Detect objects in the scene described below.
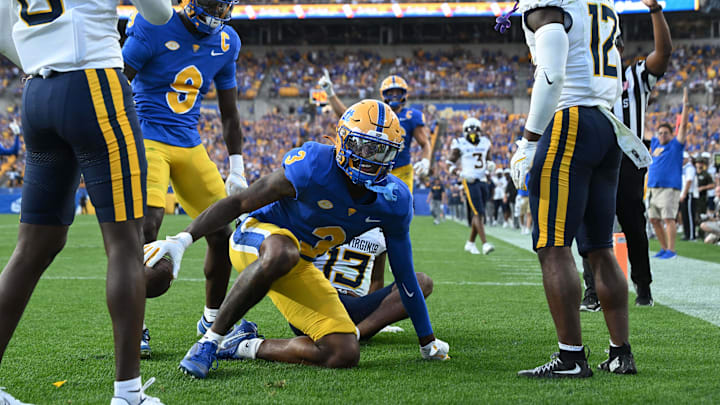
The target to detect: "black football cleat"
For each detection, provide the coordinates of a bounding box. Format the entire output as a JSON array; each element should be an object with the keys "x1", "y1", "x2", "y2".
[
  {"x1": 598, "y1": 346, "x2": 637, "y2": 375},
  {"x1": 518, "y1": 351, "x2": 593, "y2": 378}
]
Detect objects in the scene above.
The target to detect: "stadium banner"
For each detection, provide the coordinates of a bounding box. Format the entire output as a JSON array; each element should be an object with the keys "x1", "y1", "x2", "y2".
[
  {"x1": 117, "y1": 0, "x2": 697, "y2": 20},
  {"x1": 0, "y1": 188, "x2": 21, "y2": 214}
]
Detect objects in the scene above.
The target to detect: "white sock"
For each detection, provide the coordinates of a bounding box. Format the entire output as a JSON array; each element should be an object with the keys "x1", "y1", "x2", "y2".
[
  {"x1": 114, "y1": 377, "x2": 141, "y2": 404},
  {"x1": 236, "y1": 337, "x2": 264, "y2": 360},
  {"x1": 609, "y1": 339, "x2": 622, "y2": 348},
  {"x1": 142, "y1": 322, "x2": 146, "y2": 330},
  {"x1": 558, "y1": 342, "x2": 583, "y2": 352},
  {"x1": 203, "y1": 307, "x2": 219, "y2": 323},
  {"x1": 200, "y1": 330, "x2": 224, "y2": 346}
]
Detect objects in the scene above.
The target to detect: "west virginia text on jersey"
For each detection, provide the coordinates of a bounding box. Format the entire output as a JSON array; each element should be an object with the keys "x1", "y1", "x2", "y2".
[{"x1": 123, "y1": 11, "x2": 240, "y2": 147}]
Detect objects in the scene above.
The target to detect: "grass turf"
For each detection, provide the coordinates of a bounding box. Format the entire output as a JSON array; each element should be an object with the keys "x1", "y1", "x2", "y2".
[{"x1": 0, "y1": 215, "x2": 719, "y2": 403}]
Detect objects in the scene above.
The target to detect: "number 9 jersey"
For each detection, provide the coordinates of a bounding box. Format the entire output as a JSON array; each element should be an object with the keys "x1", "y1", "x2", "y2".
[
  {"x1": 122, "y1": 11, "x2": 240, "y2": 147},
  {"x1": 520, "y1": 0, "x2": 622, "y2": 111}
]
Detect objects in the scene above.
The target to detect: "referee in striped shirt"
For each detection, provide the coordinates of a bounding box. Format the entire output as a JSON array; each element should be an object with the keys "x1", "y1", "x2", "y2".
[{"x1": 580, "y1": 0, "x2": 672, "y2": 310}]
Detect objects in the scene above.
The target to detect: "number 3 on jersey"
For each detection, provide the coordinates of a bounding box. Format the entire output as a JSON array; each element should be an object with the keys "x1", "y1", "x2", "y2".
[
  {"x1": 17, "y1": 0, "x2": 64, "y2": 26},
  {"x1": 166, "y1": 65, "x2": 203, "y2": 115}
]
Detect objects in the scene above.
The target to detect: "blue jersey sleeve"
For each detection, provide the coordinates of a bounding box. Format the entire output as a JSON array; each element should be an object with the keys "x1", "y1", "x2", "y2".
[
  {"x1": 282, "y1": 145, "x2": 313, "y2": 200},
  {"x1": 214, "y1": 29, "x2": 240, "y2": 91},
  {"x1": 122, "y1": 13, "x2": 154, "y2": 71},
  {"x1": 385, "y1": 232, "x2": 433, "y2": 338},
  {"x1": 413, "y1": 109, "x2": 426, "y2": 128}
]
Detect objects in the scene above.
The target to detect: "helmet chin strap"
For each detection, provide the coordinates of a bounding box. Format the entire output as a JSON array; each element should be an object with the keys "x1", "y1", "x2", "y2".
[{"x1": 364, "y1": 180, "x2": 398, "y2": 202}]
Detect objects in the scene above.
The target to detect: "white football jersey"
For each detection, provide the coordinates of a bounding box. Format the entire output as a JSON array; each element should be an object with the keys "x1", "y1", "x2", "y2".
[
  {"x1": 313, "y1": 228, "x2": 386, "y2": 297},
  {"x1": 521, "y1": 0, "x2": 623, "y2": 111},
  {"x1": 10, "y1": 0, "x2": 125, "y2": 74},
  {"x1": 451, "y1": 136, "x2": 492, "y2": 182}
]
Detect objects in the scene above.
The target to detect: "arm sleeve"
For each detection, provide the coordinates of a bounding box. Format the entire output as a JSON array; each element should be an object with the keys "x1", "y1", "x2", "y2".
[
  {"x1": 130, "y1": 0, "x2": 173, "y2": 26},
  {"x1": 281, "y1": 146, "x2": 313, "y2": 200},
  {"x1": 524, "y1": 23, "x2": 568, "y2": 134},
  {"x1": 0, "y1": 2, "x2": 21, "y2": 68},
  {"x1": 385, "y1": 232, "x2": 433, "y2": 338}
]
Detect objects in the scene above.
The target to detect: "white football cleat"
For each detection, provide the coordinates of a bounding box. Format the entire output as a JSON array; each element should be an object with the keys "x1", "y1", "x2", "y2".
[
  {"x1": 0, "y1": 388, "x2": 32, "y2": 405},
  {"x1": 482, "y1": 243, "x2": 495, "y2": 255},
  {"x1": 464, "y1": 241, "x2": 481, "y2": 255}
]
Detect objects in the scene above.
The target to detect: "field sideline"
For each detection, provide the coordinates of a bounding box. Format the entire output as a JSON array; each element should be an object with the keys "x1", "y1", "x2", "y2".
[{"x1": 1, "y1": 214, "x2": 719, "y2": 404}]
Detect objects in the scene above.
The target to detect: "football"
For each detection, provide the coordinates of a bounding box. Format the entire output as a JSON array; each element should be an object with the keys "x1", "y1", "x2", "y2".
[{"x1": 145, "y1": 255, "x2": 174, "y2": 298}]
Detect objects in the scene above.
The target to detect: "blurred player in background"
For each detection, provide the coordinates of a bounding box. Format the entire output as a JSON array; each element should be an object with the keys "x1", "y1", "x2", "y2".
[
  {"x1": 144, "y1": 100, "x2": 449, "y2": 379},
  {"x1": 319, "y1": 72, "x2": 432, "y2": 192},
  {"x1": 448, "y1": 118, "x2": 495, "y2": 255},
  {"x1": 427, "y1": 178, "x2": 445, "y2": 224},
  {"x1": 122, "y1": 0, "x2": 246, "y2": 356},
  {"x1": 0, "y1": 1, "x2": 172, "y2": 404},
  {"x1": 295, "y1": 228, "x2": 434, "y2": 340},
  {"x1": 505, "y1": 0, "x2": 649, "y2": 378}
]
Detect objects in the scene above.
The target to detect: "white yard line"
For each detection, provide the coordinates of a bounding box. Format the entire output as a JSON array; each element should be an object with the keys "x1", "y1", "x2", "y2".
[{"x1": 485, "y1": 225, "x2": 720, "y2": 327}]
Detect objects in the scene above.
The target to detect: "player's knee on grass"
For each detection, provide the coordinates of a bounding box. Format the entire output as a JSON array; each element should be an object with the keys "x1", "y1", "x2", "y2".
[
  {"x1": 317, "y1": 333, "x2": 360, "y2": 368},
  {"x1": 258, "y1": 235, "x2": 300, "y2": 280},
  {"x1": 416, "y1": 272, "x2": 434, "y2": 298}
]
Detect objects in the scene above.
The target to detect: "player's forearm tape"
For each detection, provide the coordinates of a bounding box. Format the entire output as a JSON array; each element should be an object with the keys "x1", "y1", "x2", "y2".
[
  {"x1": 229, "y1": 154, "x2": 245, "y2": 172},
  {"x1": 525, "y1": 23, "x2": 568, "y2": 135},
  {"x1": 132, "y1": 0, "x2": 173, "y2": 25},
  {"x1": 386, "y1": 234, "x2": 434, "y2": 337}
]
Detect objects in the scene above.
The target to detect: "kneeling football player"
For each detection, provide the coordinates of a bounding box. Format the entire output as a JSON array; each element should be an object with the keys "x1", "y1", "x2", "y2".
[{"x1": 144, "y1": 100, "x2": 449, "y2": 378}]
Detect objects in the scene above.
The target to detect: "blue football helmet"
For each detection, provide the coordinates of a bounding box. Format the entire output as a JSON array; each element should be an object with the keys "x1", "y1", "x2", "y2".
[
  {"x1": 185, "y1": 0, "x2": 237, "y2": 35},
  {"x1": 334, "y1": 100, "x2": 404, "y2": 186}
]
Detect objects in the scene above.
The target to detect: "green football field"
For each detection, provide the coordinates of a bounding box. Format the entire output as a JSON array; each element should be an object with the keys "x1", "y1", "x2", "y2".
[{"x1": 1, "y1": 214, "x2": 719, "y2": 404}]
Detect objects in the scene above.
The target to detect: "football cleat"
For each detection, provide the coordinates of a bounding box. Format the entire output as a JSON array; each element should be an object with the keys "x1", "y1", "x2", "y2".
[
  {"x1": 580, "y1": 294, "x2": 602, "y2": 312},
  {"x1": 179, "y1": 341, "x2": 219, "y2": 379},
  {"x1": 217, "y1": 319, "x2": 261, "y2": 360},
  {"x1": 140, "y1": 328, "x2": 151, "y2": 358},
  {"x1": 110, "y1": 378, "x2": 164, "y2": 405},
  {"x1": 482, "y1": 243, "x2": 495, "y2": 255},
  {"x1": 464, "y1": 241, "x2": 480, "y2": 255},
  {"x1": 518, "y1": 352, "x2": 593, "y2": 379},
  {"x1": 598, "y1": 348, "x2": 637, "y2": 375},
  {"x1": 0, "y1": 387, "x2": 31, "y2": 405},
  {"x1": 197, "y1": 316, "x2": 213, "y2": 336}
]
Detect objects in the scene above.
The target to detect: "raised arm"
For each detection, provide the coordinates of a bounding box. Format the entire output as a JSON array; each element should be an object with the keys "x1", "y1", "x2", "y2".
[
  {"x1": 318, "y1": 69, "x2": 348, "y2": 118},
  {"x1": 677, "y1": 88, "x2": 689, "y2": 145},
  {"x1": 130, "y1": 0, "x2": 173, "y2": 25},
  {"x1": 642, "y1": 0, "x2": 672, "y2": 76}
]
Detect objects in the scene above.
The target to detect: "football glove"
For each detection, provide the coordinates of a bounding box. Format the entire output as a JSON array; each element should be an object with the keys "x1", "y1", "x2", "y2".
[
  {"x1": 510, "y1": 138, "x2": 537, "y2": 191},
  {"x1": 225, "y1": 154, "x2": 248, "y2": 196},
  {"x1": 319, "y1": 68, "x2": 335, "y2": 97},
  {"x1": 413, "y1": 158, "x2": 430, "y2": 177},
  {"x1": 420, "y1": 338, "x2": 450, "y2": 361},
  {"x1": 143, "y1": 232, "x2": 193, "y2": 279},
  {"x1": 9, "y1": 121, "x2": 20, "y2": 135}
]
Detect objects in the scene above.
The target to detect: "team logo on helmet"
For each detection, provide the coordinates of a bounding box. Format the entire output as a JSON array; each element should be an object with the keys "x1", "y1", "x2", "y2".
[
  {"x1": 185, "y1": 0, "x2": 238, "y2": 35},
  {"x1": 379, "y1": 75, "x2": 408, "y2": 110},
  {"x1": 333, "y1": 100, "x2": 404, "y2": 186},
  {"x1": 463, "y1": 117, "x2": 482, "y2": 145}
]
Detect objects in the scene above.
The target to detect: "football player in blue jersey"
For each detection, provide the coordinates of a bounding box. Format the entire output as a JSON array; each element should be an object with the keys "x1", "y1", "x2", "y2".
[
  {"x1": 144, "y1": 100, "x2": 450, "y2": 378},
  {"x1": 122, "y1": 0, "x2": 246, "y2": 357},
  {"x1": 0, "y1": 121, "x2": 20, "y2": 157},
  {"x1": 320, "y1": 72, "x2": 432, "y2": 193}
]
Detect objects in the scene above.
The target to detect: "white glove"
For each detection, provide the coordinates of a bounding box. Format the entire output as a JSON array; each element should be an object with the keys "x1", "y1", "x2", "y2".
[
  {"x1": 225, "y1": 154, "x2": 248, "y2": 196},
  {"x1": 9, "y1": 121, "x2": 20, "y2": 135},
  {"x1": 420, "y1": 338, "x2": 450, "y2": 361},
  {"x1": 413, "y1": 158, "x2": 430, "y2": 177},
  {"x1": 379, "y1": 325, "x2": 405, "y2": 334},
  {"x1": 510, "y1": 138, "x2": 537, "y2": 191},
  {"x1": 319, "y1": 68, "x2": 335, "y2": 97},
  {"x1": 143, "y1": 232, "x2": 193, "y2": 279},
  {"x1": 486, "y1": 160, "x2": 496, "y2": 174}
]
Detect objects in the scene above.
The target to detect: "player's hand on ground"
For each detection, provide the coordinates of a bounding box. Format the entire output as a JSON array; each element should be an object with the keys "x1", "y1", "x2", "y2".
[
  {"x1": 414, "y1": 158, "x2": 430, "y2": 177},
  {"x1": 143, "y1": 232, "x2": 193, "y2": 278},
  {"x1": 510, "y1": 138, "x2": 537, "y2": 191},
  {"x1": 379, "y1": 325, "x2": 405, "y2": 334},
  {"x1": 420, "y1": 338, "x2": 450, "y2": 361},
  {"x1": 319, "y1": 68, "x2": 335, "y2": 97},
  {"x1": 225, "y1": 170, "x2": 248, "y2": 196}
]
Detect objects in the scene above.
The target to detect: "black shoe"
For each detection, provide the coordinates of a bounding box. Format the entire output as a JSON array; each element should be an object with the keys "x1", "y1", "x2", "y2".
[
  {"x1": 598, "y1": 345, "x2": 637, "y2": 374},
  {"x1": 518, "y1": 351, "x2": 593, "y2": 378},
  {"x1": 580, "y1": 294, "x2": 602, "y2": 312},
  {"x1": 635, "y1": 284, "x2": 654, "y2": 307}
]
